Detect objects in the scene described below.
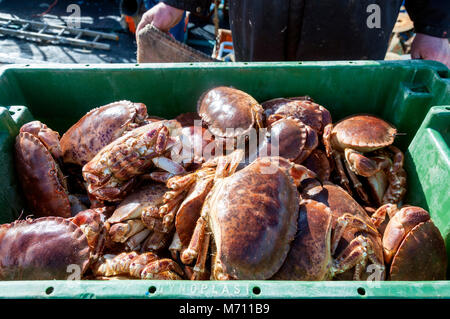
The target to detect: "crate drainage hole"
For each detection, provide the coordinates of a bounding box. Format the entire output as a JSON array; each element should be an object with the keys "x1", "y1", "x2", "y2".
[
  {"x1": 148, "y1": 286, "x2": 157, "y2": 294},
  {"x1": 252, "y1": 286, "x2": 261, "y2": 295},
  {"x1": 357, "y1": 287, "x2": 365, "y2": 296},
  {"x1": 45, "y1": 287, "x2": 54, "y2": 295}
]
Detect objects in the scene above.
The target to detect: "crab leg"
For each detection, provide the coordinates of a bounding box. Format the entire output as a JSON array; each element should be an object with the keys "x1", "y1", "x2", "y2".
[
  {"x1": 125, "y1": 228, "x2": 151, "y2": 251},
  {"x1": 180, "y1": 214, "x2": 207, "y2": 265},
  {"x1": 331, "y1": 213, "x2": 379, "y2": 255},
  {"x1": 129, "y1": 252, "x2": 159, "y2": 278},
  {"x1": 331, "y1": 235, "x2": 384, "y2": 280},
  {"x1": 190, "y1": 232, "x2": 211, "y2": 280},
  {"x1": 388, "y1": 145, "x2": 404, "y2": 173},
  {"x1": 382, "y1": 164, "x2": 407, "y2": 205},
  {"x1": 152, "y1": 157, "x2": 186, "y2": 175},
  {"x1": 333, "y1": 152, "x2": 351, "y2": 193},
  {"x1": 141, "y1": 259, "x2": 184, "y2": 279},
  {"x1": 108, "y1": 219, "x2": 146, "y2": 243},
  {"x1": 370, "y1": 203, "x2": 398, "y2": 228},
  {"x1": 343, "y1": 160, "x2": 370, "y2": 204}
]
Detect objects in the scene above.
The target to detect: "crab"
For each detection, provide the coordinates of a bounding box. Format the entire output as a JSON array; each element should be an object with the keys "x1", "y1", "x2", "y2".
[
  {"x1": 82, "y1": 120, "x2": 186, "y2": 202},
  {"x1": 297, "y1": 181, "x2": 386, "y2": 281},
  {"x1": 60, "y1": 100, "x2": 148, "y2": 167},
  {"x1": 0, "y1": 213, "x2": 107, "y2": 280},
  {"x1": 272, "y1": 199, "x2": 333, "y2": 280},
  {"x1": 14, "y1": 121, "x2": 73, "y2": 218},
  {"x1": 105, "y1": 183, "x2": 173, "y2": 252},
  {"x1": 256, "y1": 117, "x2": 318, "y2": 165},
  {"x1": 197, "y1": 86, "x2": 264, "y2": 151},
  {"x1": 260, "y1": 98, "x2": 332, "y2": 165},
  {"x1": 302, "y1": 149, "x2": 332, "y2": 182},
  {"x1": 91, "y1": 251, "x2": 184, "y2": 280},
  {"x1": 262, "y1": 98, "x2": 332, "y2": 135},
  {"x1": 323, "y1": 114, "x2": 407, "y2": 206},
  {"x1": 165, "y1": 151, "x2": 316, "y2": 280},
  {"x1": 371, "y1": 204, "x2": 447, "y2": 280}
]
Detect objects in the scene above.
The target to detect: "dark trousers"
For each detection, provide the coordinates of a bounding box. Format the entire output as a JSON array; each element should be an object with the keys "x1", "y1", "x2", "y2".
[{"x1": 229, "y1": 0, "x2": 403, "y2": 61}]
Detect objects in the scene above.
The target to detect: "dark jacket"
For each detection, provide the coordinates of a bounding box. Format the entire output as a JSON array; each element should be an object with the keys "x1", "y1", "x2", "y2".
[{"x1": 162, "y1": 0, "x2": 450, "y2": 61}]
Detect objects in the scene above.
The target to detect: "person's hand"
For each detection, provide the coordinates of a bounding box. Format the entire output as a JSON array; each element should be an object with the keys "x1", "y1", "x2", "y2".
[
  {"x1": 136, "y1": 2, "x2": 184, "y2": 37},
  {"x1": 411, "y1": 33, "x2": 450, "y2": 68}
]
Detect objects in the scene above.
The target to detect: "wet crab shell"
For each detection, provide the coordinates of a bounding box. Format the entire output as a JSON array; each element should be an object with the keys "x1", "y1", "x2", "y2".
[
  {"x1": 175, "y1": 112, "x2": 203, "y2": 128},
  {"x1": 209, "y1": 157, "x2": 300, "y2": 280},
  {"x1": 261, "y1": 96, "x2": 313, "y2": 111},
  {"x1": 330, "y1": 115, "x2": 397, "y2": 152},
  {"x1": 20, "y1": 121, "x2": 63, "y2": 159},
  {"x1": 197, "y1": 86, "x2": 263, "y2": 138},
  {"x1": 257, "y1": 117, "x2": 308, "y2": 162},
  {"x1": 82, "y1": 120, "x2": 182, "y2": 202},
  {"x1": 15, "y1": 131, "x2": 71, "y2": 218},
  {"x1": 302, "y1": 149, "x2": 332, "y2": 182},
  {"x1": 273, "y1": 200, "x2": 332, "y2": 280},
  {"x1": 303, "y1": 182, "x2": 384, "y2": 280},
  {"x1": 389, "y1": 220, "x2": 447, "y2": 280},
  {"x1": 0, "y1": 217, "x2": 90, "y2": 280},
  {"x1": 263, "y1": 99, "x2": 331, "y2": 133},
  {"x1": 61, "y1": 100, "x2": 148, "y2": 166}
]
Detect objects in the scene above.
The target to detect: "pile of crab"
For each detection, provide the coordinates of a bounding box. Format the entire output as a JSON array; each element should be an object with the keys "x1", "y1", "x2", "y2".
[{"x1": 1, "y1": 87, "x2": 446, "y2": 282}]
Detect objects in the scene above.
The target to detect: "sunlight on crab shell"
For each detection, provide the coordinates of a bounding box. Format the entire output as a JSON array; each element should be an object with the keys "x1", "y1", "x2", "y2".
[{"x1": 170, "y1": 122, "x2": 282, "y2": 174}]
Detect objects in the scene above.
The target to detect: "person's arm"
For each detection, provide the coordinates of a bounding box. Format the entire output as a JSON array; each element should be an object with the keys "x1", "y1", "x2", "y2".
[
  {"x1": 405, "y1": 0, "x2": 450, "y2": 67},
  {"x1": 136, "y1": 1, "x2": 211, "y2": 35}
]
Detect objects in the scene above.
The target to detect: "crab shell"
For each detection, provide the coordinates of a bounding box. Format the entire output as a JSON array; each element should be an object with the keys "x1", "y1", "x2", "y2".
[
  {"x1": 383, "y1": 206, "x2": 447, "y2": 280},
  {"x1": 70, "y1": 207, "x2": 114, "y2": 257},
  {"x1": 303, "y1": 182, "x2": 384, "y2": 280},
  {"x1": 175, "y1": 173, "x2": 215, "y2": 247},
  {"x1": 329, "y1": 115, "x2": 397, "y2": 153},
  {"x1": 0, "y1": 217, "x2": 90, "y2": 280},
  {"x1": 175, "y1": 112, "x2": 203, "y2": 128},
  {"x1": 19, "y1": 121, "x2": 63, "y2": 159},
  {"x1": 261, "y1": 96, "x2": 313, "y2": 111},
  {"x1": 257, "y1": 117, "x2": 308, "y2": 162},
  {"x1": 273, "y1": 200, "x2": 333, "y2": 280},
  {"x1": 197, "y1": 86, "x2": 263, "y2": 139},
  {"x1": 61, "y1": 101, "x2": 148, "y2": 166},
  {"x1": 82, "y1": 120, "x2": 182, "y2": 202},
  {"x1": 302, "y1": 149, "x2": 332, "y2": 182},
  {"x1": 209, "y1": 156, "x2": 300, "y2": 280},
  {"x1": 15, "y1": 128, "x2": 71, "y2": 218},
  {"x1": 263, "y1": 99, "x2": 332, "y2": 134}
]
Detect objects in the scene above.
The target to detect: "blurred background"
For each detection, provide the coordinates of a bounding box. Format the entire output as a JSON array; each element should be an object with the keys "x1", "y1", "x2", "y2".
[{"x1": 0, "y1": 0, "x2": 415, "y2": 65}]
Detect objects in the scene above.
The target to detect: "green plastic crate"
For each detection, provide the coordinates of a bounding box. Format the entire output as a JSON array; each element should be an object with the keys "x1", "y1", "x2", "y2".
[{"x1": 0, "y1": 60, "x2": 448, "y2": 299}]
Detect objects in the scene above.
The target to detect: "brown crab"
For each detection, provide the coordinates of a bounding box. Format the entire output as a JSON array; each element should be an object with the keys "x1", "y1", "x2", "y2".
[
  {"x1": 60, "y1": 100, "x2": 148, "y2": 167},
  {"x1": 197, "y1": 86, "x2": 264, "y2": 150},
  {"x1": 14, "y1": 121, "x2": 73, "y2": 218},
  {"x1": 82, "y1": 120, "x2": 186, "y2": 202},
  {"x1": 256, "y1": 117, "x2": 318, "y2": 165},
  {"x1": 92, "y1": 251, "x2": 184, "y2": 280},
  {"x1": 298, "y1": 181, "x2": 386, "y2": 280},
  {"x1": 263, "y1": 98, "x2": 332, "y2": 135},
  {"x1": 0, "y1": 216, "x2": 91, "y2": 280},
  {"x1": 167, "y1": 151, "x2": 316, "y2": 280},
  {"x1": 272, "y1": 199, "x2": 333, "y2": 280},
  {"x1": 323, "y1": 114, "x2": 407, "y2": 205},
  {"x1": 371, "y1": 204, "x2": 447, "y2": 280},
  {"x1": 260, "y1": 98, "x2": 332, "y2": 165},
  {"x1": 105, "y1": 183, "x2": 173, "y2": 252},
  {"x1": 302, "y1": 149, "x2": 332, "y2": 182}
]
